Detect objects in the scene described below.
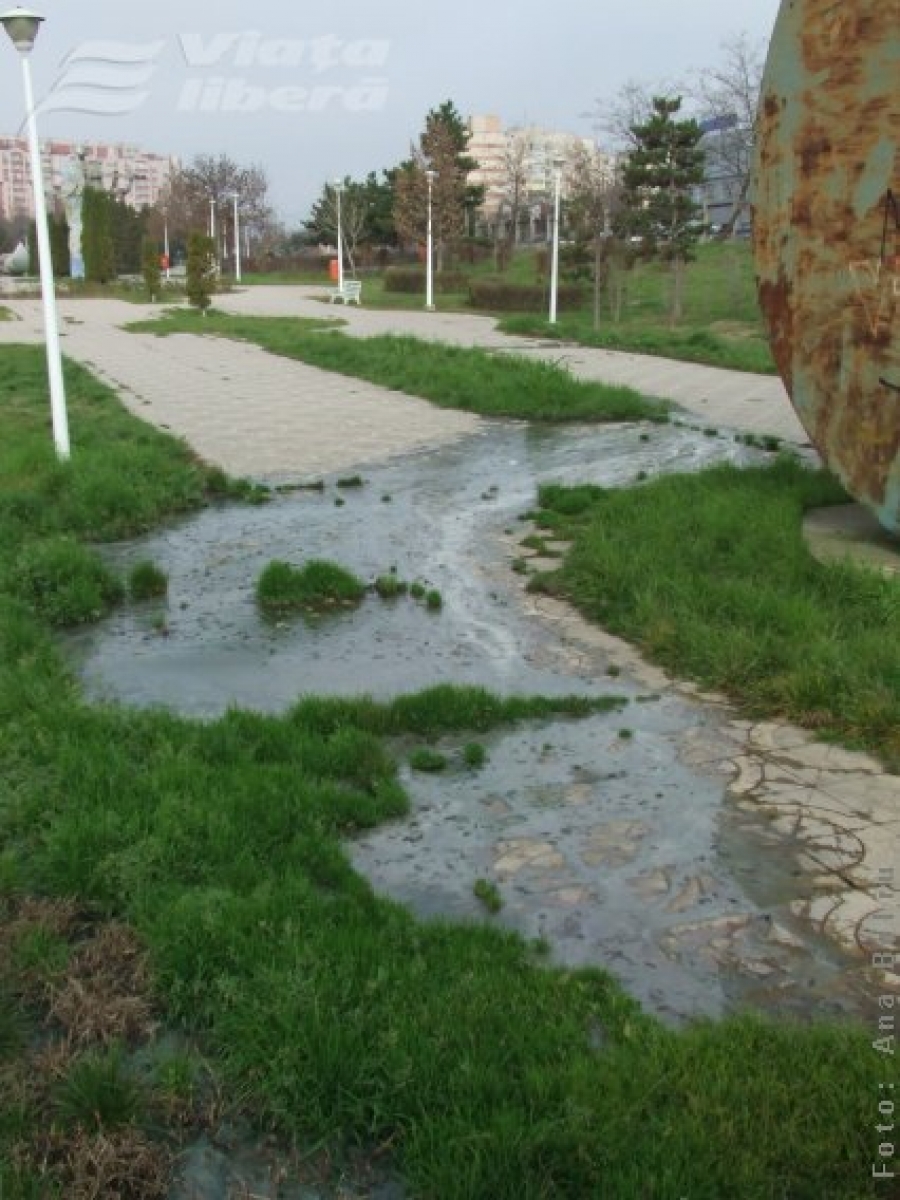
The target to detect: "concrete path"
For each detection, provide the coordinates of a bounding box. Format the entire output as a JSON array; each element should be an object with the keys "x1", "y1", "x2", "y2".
[{"x1": 0, "y1": 287, "x2": 805, "y2": 479}]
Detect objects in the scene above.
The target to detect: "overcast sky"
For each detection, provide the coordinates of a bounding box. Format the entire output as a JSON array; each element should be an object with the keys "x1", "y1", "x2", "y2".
[{"x1": 0, "y1": 0, "x2": 782, "y2": 225}]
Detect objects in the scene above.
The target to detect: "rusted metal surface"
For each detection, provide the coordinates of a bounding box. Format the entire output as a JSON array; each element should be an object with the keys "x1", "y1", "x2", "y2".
[{"x1": 753, "y1": 0, "x2": 900, "y2": 534}]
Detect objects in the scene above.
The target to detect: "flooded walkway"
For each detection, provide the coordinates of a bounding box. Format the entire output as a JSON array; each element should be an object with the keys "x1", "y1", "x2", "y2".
[{"x1": 64, "y1": 418, "x2": 897, "y2": 1025}]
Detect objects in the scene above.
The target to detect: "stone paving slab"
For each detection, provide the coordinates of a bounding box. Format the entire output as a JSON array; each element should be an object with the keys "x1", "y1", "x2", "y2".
[{"x1": 0, "y1": 298, "x2": 480, "y2": 477}]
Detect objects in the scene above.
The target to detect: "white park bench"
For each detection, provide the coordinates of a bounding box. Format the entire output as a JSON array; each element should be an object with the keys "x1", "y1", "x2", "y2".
[{"x1": 328, "y1": 280, "x2": 362, "y2": 306}]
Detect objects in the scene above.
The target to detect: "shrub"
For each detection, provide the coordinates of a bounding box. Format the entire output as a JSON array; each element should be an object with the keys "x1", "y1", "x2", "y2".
[
  {"x1": 383, "y1": 267, "x2": 470, "y2": 294},
  {"x1": 374, "y1": 574, "x2": 408, "y2": 599},
  {"x1": 256, "y1": 558, "x2": 366, "y2": 616},
  {"x1": 468, "y1": 279, "x2": 584, "y2": 313},
  {"x1": 128, "y1": 560, "x2": 168, "y2": 601},
  {"x1": 11, "y1": 536, "x2": 123, "y2": 626},
  {"x1": 409, "y1": 747, "x2": 448, "y2": 772},
  {"x1": 463, "y1": 742, "x2": 487, "y2": 768}
]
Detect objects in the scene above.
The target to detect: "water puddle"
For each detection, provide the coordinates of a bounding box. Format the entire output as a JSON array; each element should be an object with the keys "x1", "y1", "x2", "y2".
[{"x1": 63, "y1": 420, "x2": 873, "y2": 1024}]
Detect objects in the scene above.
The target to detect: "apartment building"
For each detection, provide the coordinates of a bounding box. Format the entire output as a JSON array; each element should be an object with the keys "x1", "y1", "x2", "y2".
[
  {"x1": 466, "y1": 113, "x2": 610, "y2": 240},
  {"x1": 0, "y1": 137, "x2": 176, "y2": 222}
]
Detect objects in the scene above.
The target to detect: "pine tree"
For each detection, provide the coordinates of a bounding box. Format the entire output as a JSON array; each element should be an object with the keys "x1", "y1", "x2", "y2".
[
  {"x1": 186, "y1": 232, "x2": 216, "y2": 314},
  {"x1": 618, "y1": 96, "x2": 705, "y2": 325},
  {"x1": 82, "y1": 188, "x2": 116, "y2": 284},
  {"x1": 392, "y1": 100, "x2": 485, "y2": 269},
  {"x1": 142, "y1": 237, "x2": 162, "y2": 301}
]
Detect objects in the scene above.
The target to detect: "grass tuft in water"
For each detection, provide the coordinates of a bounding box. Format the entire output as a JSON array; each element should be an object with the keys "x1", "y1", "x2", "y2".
[
  {"x1": 128, "y1": 560, "x2": 168, "y2": 601},
  {"x1": 256, "y1": 558, "x2": 366, "y2": 616}
]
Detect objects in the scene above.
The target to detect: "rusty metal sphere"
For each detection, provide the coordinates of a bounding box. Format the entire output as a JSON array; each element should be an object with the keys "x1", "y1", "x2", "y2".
[{"x1": 753, "y1": 0, "x2": 900, "y2": 534}]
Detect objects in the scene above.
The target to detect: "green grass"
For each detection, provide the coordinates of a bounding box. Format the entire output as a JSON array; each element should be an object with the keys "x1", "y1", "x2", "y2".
[
  {"x1": 128, "y1": 559, "x2": 168, "y2": 601},
  {"x1": 246, "y1": 241, "x2": 775, "y2": 373},
  {"x1": 463, "y1": 742, "x2": 487, "y2": 768},
  {"x1": 473, "y1": 878, "x2": 502, "y2": 913},
  {"x1": 126, "y1": 311, "x2": 669, "y2": 424},
  {"x1": 532, "y1": 458, "x2": 900, "y2": 768},
  {"x1": 0, "y1": 343, "x2": 893, "y2": 1197},
  {"x1": 409, "y1": 746, "x2": 449, "y2": 772},
  {"x1": 256, "y1": 558, "x2": 366, "y2": 616}
]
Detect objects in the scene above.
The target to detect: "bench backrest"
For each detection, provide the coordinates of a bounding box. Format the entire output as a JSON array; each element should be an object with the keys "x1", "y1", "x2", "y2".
[{"x1": 343, "y1": 281, "x2": 362, "y2": 295}]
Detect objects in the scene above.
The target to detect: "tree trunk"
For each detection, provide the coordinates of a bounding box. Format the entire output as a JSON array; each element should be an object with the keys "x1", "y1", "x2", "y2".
[{"x1": 670, "y1": 255, "x2": 685, "y2": 328}]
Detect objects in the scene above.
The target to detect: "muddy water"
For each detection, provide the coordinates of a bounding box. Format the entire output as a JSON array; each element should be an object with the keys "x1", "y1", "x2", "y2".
[{"x1": 64, "y1": 421, "x2": 866, "y2": 1024}]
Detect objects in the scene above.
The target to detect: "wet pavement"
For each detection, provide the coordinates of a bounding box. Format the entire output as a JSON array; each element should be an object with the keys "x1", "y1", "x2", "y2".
[{"x1": 63, "y1": 418, "x2": 896, "y2": 1026}]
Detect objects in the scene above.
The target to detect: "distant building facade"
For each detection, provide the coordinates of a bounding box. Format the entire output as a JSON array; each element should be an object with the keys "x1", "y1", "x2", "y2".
[
  {"x1": 467, "y1": 114, "x2": 609, "y2": 241},
  {"x1": 0, "y1": 137, "x2": 176, "y2": 223},
  {"x1": 694, "y1": 115, "x2": 753, "y2": 236}
]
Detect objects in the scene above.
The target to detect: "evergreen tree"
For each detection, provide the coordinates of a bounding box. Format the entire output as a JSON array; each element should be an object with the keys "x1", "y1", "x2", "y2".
[
  {"x1": 82, "y1": 188, "x2": 116, "y2": 283},
  {"x1": 27, "y1": 221, "x2": 37, "y2": 276},
  {"x1": 392, "y1": 100, "x2": 485, "y2": 269},
  {"x1": 49, "y1": 213, "x2": 71, "y2": 277},
  {"x1": 142, "y1": 236, "x2": 161, "y2": 300},
  {"x1": 186, "y1": 232, "x2": 216, "y2": 314},
  {"x1": 617, "y1": 96, "x2": 705, "y2": 325}
]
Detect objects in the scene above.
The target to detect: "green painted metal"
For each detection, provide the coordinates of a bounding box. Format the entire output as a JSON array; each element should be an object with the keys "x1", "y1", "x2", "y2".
[{"x1": 753, "y1": 0, "x2": 900, "y2": 534}]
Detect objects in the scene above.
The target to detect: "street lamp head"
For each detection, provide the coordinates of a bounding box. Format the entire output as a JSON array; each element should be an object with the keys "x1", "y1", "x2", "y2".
[
  {"x1": 0, "y1": 7, "x2": 44, "y2": 54},
  {"x1": 553, "y1": 156, "x2": 565, "y2": 174},
  {"x1": 425, "y1": 169, "x2": 437, "y2": 183}
]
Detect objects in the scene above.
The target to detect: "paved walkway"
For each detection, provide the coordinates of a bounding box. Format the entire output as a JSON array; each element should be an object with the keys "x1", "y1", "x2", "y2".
[{"x1": 0, "y1": 287, "x2": 805, "y2": 477}]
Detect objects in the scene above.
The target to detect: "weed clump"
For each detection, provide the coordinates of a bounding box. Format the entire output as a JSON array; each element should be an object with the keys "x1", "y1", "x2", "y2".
[
  {"x1": 473, "y1": 878, "x2": 503, "y2": 913},
  {"x1": 409, "y1": 748, "x2": 448, "y2": 773},
  {"x1": 11, "y1": 537, "x2": 123, "y2": 626},
  {"x1": 463, "y1": 742, "x2": 487, "y2": 768},
  {"x1": 257, "y1": 559, "x2": 366, "y2": 616},
  {"x1": 128, "y1": 560, "x2": 168, "y2": 601},
  {"x1": 374, "y1": 574, "x2": 409, "y2": 599}
]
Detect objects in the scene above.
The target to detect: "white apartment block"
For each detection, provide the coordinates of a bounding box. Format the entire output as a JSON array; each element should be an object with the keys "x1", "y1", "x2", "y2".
[
  {"x1": 0, "y1": 137, "x2": 176, "y2": 222},
  {"x1": 467, "y1": 113, "x2": 607, "y2": 222}
]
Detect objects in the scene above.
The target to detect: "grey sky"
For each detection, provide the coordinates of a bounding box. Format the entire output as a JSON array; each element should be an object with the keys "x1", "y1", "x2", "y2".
[{"x1": 0, "y1": 0, "x2": 782, "y2": 224}]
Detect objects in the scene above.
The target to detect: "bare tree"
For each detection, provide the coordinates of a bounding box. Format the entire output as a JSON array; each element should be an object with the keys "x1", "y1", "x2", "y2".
[
  {"x1": 156, "y1": 153, "x2": 274, "y2": 255},
  {"x1": 495, "y1": 130, "x2": 531, "y2": 268},
  {"x1": 566, "y1": 143, "x2": 621, "y2": 328},
  {"x1": 306, "y1": 180, "x2": 369, "y2": 272},
  {"x1": 689, "y1": 32, "x2": 765, "y2": 236},
  {"x1": 585, "y1": 77, "x2": 684, "y2": 152}
]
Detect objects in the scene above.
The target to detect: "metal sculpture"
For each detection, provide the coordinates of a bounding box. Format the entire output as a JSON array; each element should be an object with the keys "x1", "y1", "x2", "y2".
[{"x1": 753, "y1": 0, "x2": 900, "y2": 534}]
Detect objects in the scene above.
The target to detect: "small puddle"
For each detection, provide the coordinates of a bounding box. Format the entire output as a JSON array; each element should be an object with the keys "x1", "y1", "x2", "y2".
[{"x1": 63, "y1": 420, "x2": 872, "y2": 1024}]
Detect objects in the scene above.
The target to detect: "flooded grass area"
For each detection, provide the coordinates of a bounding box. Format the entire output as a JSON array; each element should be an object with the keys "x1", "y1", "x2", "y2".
[{"x1": 61, "y1": 420, "x2": 876, "y2": 1026}]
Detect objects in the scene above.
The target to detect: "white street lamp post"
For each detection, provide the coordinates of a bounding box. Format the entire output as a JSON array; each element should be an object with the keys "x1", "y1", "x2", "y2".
[
  {"x1": 1, "y1": 7, "x2": 69, "y2": 460},
  {"x1": 425, "y1": 169, "x2": 436, "y2": 312},
  {"x1": 163, "y1": 213, "x2": 170, "y2": 281},
  {"x1": 231, "y1": 192, "x2": 241, "y2": 283},
  {"x1": 209, "y1": 197, "x2": 216, "y2": 241},
  {"x1": 334, "y1": 178, "x2": 344, "y2": 292},
  {"x1": 549, "y1": 157, "x2": 564, "y2": 326}
]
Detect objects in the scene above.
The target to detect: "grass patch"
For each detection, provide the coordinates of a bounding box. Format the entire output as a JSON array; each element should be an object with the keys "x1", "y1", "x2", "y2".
[
  {"x1": 409, "y1": 747, "x2": 449, "y2": 772},
  {"x1": 256, "y1": 558, "x2": 366, "y2": 616},
  {"x1": 534, "y1": 457, "x2": 900, "y2": 768},
  {"x1": 498, "y1": 313, "x2": 777, "y2": 374},
  {"x1": 126, "y1": 310, "x2": 669, "y2": 424},
  {"x1": 463, "y1": 742, "x2": 487, "y2": 768},
  {"x1": 0, "y1": 343, "x2": 892, "y2": 1197},
  {"x1": 128, "y1": 560, "x2": 168, "y2": 601},
  {"x1": 11, "y1": 536, "x2": 124, "y2": 626},
  {"x1": 373, "y1": 573, "x2": 408, "y2": 599},
  {"x1": 473, "y1": 878, "x2": 503, "y2": 913}
]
